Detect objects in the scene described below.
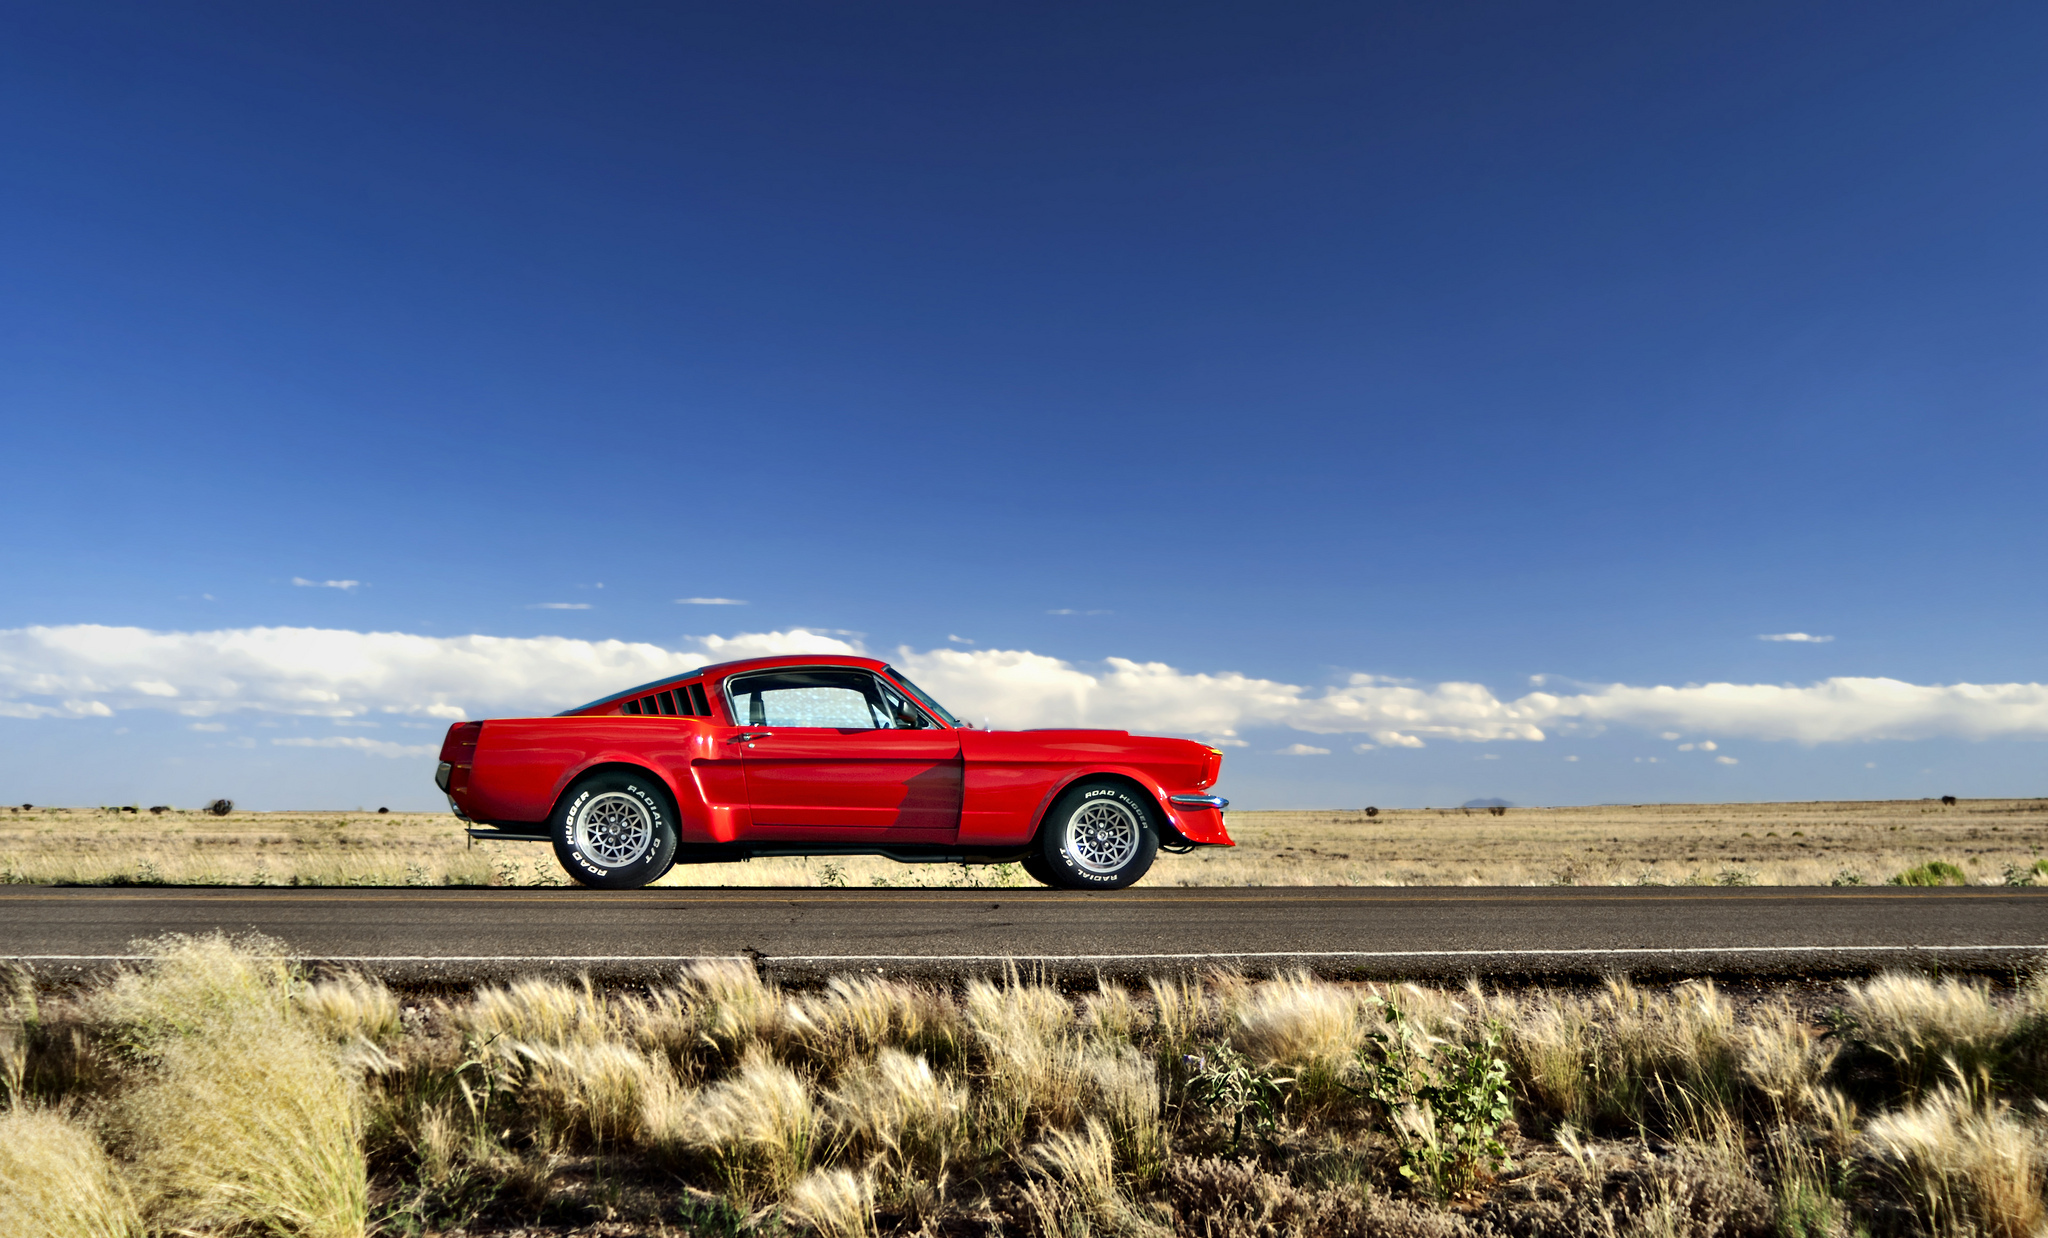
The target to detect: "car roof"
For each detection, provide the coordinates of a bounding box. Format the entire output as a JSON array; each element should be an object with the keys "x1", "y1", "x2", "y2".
[{"x1": 557, "y1": 653, "x2": 890, "y2": 716}]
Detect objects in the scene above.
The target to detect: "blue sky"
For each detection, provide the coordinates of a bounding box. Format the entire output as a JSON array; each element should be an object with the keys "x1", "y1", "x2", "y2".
[{"x1": 3, "y1": 1, "x2": 2044, "y2": 810}]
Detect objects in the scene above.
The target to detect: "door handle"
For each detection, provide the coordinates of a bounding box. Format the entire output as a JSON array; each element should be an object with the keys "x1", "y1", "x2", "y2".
[{"x1": 729, "y1": 732, "x2": 773, "y2": 743}]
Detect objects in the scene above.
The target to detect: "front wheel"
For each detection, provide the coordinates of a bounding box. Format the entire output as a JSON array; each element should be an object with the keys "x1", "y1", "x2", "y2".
[
  {"x1": 550, "y1": 770, "x2": 679, "y2": 890},
  {"x1": 1034, "y1": 780, "x2": 1159, "y2": 890}
]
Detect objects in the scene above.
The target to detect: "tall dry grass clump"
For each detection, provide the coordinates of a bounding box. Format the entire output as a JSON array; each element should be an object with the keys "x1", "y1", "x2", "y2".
[
  {"x1": 1230, "y1": 972, "x2": 1364, "y2": 1075},
  {"x1": 679, "y1": 958, "x2": 785, "y2": 1065},
  {"x1": 824, "y1": 1047, "x2": 966, "y2": 1182},
  {"x1": 1861, "y1": 1085, "x2": 2047, "y2": 1238},
  {"x1": 0, "y1": 1107, "x2": 143, "y2": 1238},
  {"x1": 788, "y1": 974, "x2": 964, "y2": 1069},
  {"x1": 513, "y1": 1039, "x2": 682, "y2": 1148},
  {"x1": 672, "y1": 1048, "x2": 819, "y2": 1206},
  {"x1": 91, "y1": 934, "x2": 369, "y2": 1238},
  {"x1": 296, "y1": 971, "x2": 403, "y2": 1046},
  {"x1": 784, "y1": 1166, "x2": 879, "y2": 1238},
  {"x1": 455, "y1": 974, "x2": 613, "y2": 1046},
  {"x1": 1025, "y1": 1118, "x2": 1169, "y2": 1238},
  {"x1": 967, "y1": 971, "x2": 1088, "y2": 1143},
  {"x1": 1841, "y1": 973, "x2": 2019, "y2": 1099}
]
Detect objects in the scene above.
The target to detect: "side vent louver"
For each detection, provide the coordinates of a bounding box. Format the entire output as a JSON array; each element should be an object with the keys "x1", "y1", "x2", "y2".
[{"x1": 620, "y1": 681, "x2": 711, "y2": 717}]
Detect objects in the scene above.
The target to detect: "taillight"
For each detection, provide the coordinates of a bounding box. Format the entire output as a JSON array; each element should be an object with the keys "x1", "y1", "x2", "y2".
[{"x1": 438, "y1": 721, "x2": 482, "y2": 764}]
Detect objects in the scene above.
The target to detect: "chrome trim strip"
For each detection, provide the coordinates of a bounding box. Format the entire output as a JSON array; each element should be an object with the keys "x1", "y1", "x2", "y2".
[{"x1": 1169, "y1": 793, "x2": 1229, "y2": 810}]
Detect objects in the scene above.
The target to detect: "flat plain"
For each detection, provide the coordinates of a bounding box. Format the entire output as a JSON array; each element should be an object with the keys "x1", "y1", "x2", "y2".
[{"x1": 2, "y1": 796, "x2": 2043, "y2": 888}]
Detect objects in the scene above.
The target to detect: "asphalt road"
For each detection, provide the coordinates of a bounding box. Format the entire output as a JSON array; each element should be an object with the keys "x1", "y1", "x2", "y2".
[{"x1": 3, "y1": 885, "x2": 2041, "y2": 984}]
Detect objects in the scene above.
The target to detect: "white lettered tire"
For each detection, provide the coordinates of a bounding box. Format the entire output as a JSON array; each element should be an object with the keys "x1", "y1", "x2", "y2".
[
  {"x1": 550, "y1": 770, "x2": 679, "y2": 890},
  {"x1": 1035, "y1": 780, "x2": 1159, "y2": 890}
]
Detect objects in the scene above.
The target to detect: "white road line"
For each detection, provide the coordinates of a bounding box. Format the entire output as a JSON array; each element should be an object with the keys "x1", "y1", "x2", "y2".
[{"x1": 4, "y1": 943, "x2": 2041, "y2": 964}]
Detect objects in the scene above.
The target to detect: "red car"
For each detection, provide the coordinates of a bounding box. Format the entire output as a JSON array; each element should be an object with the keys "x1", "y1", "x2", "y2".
[{"x1": 435, "y1": 653, "x2": 1232, "y2": 889}]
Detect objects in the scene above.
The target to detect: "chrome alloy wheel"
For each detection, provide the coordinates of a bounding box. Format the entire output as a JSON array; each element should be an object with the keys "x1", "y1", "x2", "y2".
[
  {"x1": 573, "y1": 792, "x2": 655, "y2": 868},
  {"x1": 1063, "y1": 799, "x2": 1140, "y2": 874}
]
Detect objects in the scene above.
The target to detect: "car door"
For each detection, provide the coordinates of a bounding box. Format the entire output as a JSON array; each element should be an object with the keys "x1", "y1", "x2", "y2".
[{"x1": 725, "y1": 667, "x2": 962, "y2": 837}]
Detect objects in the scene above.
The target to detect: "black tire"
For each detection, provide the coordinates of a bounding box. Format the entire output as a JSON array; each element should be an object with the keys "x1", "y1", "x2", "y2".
[
  {"x1": 1034, "y1": 780, "x2": 1159, "y2": 890},
  {"x1": 549, "y1": 769, "x2": 679, "y2": 890},
  {"x1": 1019, "y1": 850, "x2": 1056, "y2": 887}
]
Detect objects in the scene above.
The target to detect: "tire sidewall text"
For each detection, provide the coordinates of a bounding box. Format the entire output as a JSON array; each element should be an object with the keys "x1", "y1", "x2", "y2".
[
  {"x1": 550, "y1": 773, "x2": 679, "y2": 889},
  {"x1": 1041, "y1": 782, "x2": 1158, "y2": 890}
]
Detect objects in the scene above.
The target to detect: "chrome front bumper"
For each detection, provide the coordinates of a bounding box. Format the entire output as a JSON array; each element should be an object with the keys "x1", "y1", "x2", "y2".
[{"x1": 1168, "y1": 793, "x2": 1229, "y2": 810}]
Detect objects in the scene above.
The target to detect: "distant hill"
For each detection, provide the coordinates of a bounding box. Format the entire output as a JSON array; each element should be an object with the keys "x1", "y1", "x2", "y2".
[{"x1": 1462, "y1": 797, "x2": 1513, "y2": 809}]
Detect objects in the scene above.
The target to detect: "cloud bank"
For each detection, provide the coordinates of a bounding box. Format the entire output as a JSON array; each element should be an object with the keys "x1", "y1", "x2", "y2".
[{"x1": 2, "y1": 624, "x2": 2045, "y2": 747}]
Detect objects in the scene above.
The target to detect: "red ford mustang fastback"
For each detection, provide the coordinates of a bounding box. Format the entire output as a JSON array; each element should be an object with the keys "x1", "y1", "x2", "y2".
[{"x1": 435, "y1": 653, "x2": 1232, "y2": 889}]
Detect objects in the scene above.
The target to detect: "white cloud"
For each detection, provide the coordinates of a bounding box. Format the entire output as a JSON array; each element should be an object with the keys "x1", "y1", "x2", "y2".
[
  {"x1": 1276, "y1": 743, "x2": 1330, "y2": 756},
  {"x1": 1563, "y1": 755, "x2": 1579, "y2": 762},
  {"x1": 271, "y1": 736, "x2": 437, "y2": 759},
  {"x1": 1354, "y1": 742, "x2": 1376, "y2": 752},
  {"x1": 678, "y1": 598, "x2": 746, "y2": 606},
  {"x1": 947, "y1": 635, "x2": 975, "y2": 645},
  {"x1": 1661, "y1": 731, "x2": 1682, "y2": 740},
  {"x1": 0, "y1": 624, "x2": 848, "y2": 722},
  {"x1": 1046, "y1": 609, "x2": 1112, "y2": 616},
  {"x1": 1759, "y1": 632, "x2": 1833, "y2": 643},
  {"x1": 528, "y1": 603, "x2": 591, "y2": 610},
  {"x1": 1677, "y1": 743, "x2": 1694, "y2": 751},
  {"x1": 1716, "y1": 755, "x2": 1739, "y2": 765},
  {"x1": 1699, "y1": 740, "x2": 1717, "y2": 751},
  {"x1": 189, "y1": 722, "x2": 228, "y2": 732},
  {"x1": 4, "y1": 625, "x2": 2047, "y2": 752},
  {"x1": 292, "y1": 578, "x2": 360, "y2": 591}
]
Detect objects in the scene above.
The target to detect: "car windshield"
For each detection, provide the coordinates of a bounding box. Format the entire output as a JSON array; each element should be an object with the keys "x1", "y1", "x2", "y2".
[{"x1": 882, "y1": 666, "x2": 961, "y2": 728}]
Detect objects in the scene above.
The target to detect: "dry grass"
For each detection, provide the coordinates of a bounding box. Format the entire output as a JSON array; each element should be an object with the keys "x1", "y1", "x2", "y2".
[
  {"x1": 1862, "y1": 1086, "x2": 2047, "y2": 1238},
  {"x1": 94, "y1": 935, "x2": 369, "y2": 1238},
  {"x1": 5, "y1": 938, "x2": 2048, "y2": 1237},
  {"x1": 3, "y1": 796, "x2": 2044, "y2": 887},
  {"x1": 0, "y1": 1107, "x2": 143, "y2": 1238}
]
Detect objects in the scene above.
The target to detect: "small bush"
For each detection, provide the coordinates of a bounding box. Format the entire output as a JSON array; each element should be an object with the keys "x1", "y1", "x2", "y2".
[
  {"x1": 1186, "y1": 1042, "x2": 1292, "y2": 1151},
  {"x1": 1358, "y1": 1002, "x2": 1515, "y2": 1197},
  {"x1": 2001, "y1": 858, "x2": 2048, "y2": 886},
  {"x1": 1890, "y1": 860, "x2": 1968, "y2": 886}
]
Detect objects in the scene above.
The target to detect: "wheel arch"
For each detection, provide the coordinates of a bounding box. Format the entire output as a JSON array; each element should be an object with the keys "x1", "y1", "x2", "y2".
[
  {"x1": 549, "y1": 759, "x2": 684, "y2": 822},
  {"x1": 1030, "y1": 769, "x2": 1184, "y2": 847}
]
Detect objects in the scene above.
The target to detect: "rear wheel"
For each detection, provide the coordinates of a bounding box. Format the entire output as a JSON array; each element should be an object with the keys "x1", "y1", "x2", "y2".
[
  {"x1": 1034, "y1": 780, "x2": 1159, "y2": 890},
  {"x1": 550, "y1": 770, "x2": 679, "y2": 890}
]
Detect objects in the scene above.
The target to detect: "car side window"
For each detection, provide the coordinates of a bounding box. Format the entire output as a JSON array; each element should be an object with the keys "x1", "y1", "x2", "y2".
[{"x1": 722, "y1": 669, "x2": 934, "y2": 730}]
